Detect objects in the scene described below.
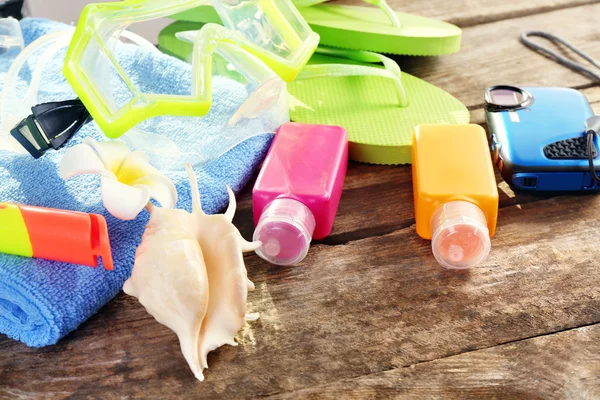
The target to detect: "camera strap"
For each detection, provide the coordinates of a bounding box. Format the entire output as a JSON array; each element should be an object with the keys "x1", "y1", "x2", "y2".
[
  {"x1": 586, "y1": 116, "x2": 600, "y2": 184},
  {"x1": 520, "y1": 31, "x2": 600, "y2": 82}
]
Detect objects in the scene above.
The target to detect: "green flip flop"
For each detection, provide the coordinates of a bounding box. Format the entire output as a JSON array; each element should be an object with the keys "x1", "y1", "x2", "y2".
[
  {"x1": 170, "y1": 0, "x2": 462, "y2": 56},
  {"x1": 159, "y1": 21, "x2": 469, "y2": 165}
]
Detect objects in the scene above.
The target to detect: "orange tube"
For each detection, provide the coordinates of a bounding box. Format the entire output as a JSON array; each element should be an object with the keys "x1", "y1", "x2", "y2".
[{"x1": 0, "y1": 202, "x2": 113, "y2": 270}]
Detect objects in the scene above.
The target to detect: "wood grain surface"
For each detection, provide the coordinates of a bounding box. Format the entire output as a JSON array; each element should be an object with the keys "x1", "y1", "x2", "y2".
[
  {"x1": 4, "y1": 192, "x2": 600, "y2": 399},
  {"x1": 384, "y1": 0, "x2": 597, "y2": 27},
  {"x1": 274, "y1": 325, "x2": 600, "y2": 399},
  {"x1": 1, "y1": 1, "x2": 600, "y2": 399}
]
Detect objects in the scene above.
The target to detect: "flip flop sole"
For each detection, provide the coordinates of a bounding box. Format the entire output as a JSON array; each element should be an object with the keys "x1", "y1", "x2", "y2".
[
  {"x1": 298, "y1": 5, "x2": 461, "y2": 56},
  {"x1": 171, "y1": 4, "x2": 462, "y2": 56},
  {"x1": 288, "y1": 68, "x2": 469, "y2": 164}
]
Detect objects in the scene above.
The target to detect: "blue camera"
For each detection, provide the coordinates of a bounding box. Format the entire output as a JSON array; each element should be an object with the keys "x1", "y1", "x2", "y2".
[{"x1": 485, "y1": 86, "x2": 599, "y2": 192}]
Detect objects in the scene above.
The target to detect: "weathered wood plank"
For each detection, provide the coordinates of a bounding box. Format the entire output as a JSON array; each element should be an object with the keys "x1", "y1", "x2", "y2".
[
  {"x1": 372, "y1": 0, "x2": 597, "y2": 28},
  {"x1": 396, "y1": 3, "x2": 600, "y2": 108},
  {"x1": 274, "y1": 324, "x2": 600, "y2": 399},
  {"x1": 233, "y1": 162, "x2": 540, "y2": 246},
  {"x1": 2, "y1": 192, "x2": 600, "y2": 398}
]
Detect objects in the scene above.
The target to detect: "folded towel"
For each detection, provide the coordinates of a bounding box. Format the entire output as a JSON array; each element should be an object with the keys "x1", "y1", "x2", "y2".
[{"x1": 0, "y1": 18, "x2": 273, "y2": 347}]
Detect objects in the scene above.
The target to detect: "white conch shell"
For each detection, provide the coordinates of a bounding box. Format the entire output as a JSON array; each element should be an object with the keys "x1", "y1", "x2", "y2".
[{"x1": 123, "y1": 164, "x2": 261, "y2": 381}]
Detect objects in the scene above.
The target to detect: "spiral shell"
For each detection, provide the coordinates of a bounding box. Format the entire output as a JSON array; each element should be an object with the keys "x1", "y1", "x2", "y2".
[{"x1": 123, "y1": 164, "x2": 260, "y2": 381}]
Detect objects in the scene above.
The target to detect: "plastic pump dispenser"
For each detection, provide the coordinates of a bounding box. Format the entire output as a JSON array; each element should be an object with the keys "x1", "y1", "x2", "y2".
[
  {"x1": 412, "y1": 124, "x2": 499, "y2": 269},
  {"x1": 430, "y1": 201, "x2": 491, "y2": 269},
  {"x1": 254, "y1": 198, "x2": 316, "y2": 265},
  {"x1": 253, "y1": 123, "x2": 348, "y2": 266}
]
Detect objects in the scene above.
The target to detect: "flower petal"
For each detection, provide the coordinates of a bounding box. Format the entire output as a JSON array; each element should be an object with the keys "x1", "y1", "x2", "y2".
[
  {"x1": 84, "y1": 137, "x2": 132, "y2": 174},
  {"x1": 133, "y1": 175, "x2": 178, "y2": 209},
  {"x1": 59, "y1": 141, "x2": 109, "y2": 179},
  {"x1": 101, "y1": 176, "x2": 150, "y2": 220}
]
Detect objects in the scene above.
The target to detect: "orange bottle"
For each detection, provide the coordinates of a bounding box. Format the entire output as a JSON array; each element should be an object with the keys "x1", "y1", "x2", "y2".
[{"x1": 412, "y1": 124, "x2": 499, "y2": 269}]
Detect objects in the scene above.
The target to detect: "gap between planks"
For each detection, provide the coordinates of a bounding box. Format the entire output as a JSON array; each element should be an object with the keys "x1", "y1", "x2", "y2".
[
  {"x1": 342, "y1": 0, "x2": 598, "y2": 29},
  {"x1": 5, "y1": 191, "x2": 600, "y2": 398},
  {"x1": 442, "y1": 0, "x2": 597, "y2": 29},
  {"x1": 267, "y1": 322, "x2": 600, "y2": 399}
]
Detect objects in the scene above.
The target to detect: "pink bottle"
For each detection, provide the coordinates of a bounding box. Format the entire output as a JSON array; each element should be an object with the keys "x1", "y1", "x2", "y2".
[{"x1": 252, "y1": 123, "x2": 348, "y2": 265}]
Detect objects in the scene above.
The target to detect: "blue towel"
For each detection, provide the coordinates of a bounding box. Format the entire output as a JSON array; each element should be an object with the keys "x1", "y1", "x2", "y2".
[{"x1": 0, "y1": 18, "x2": 273, "y2": 347}]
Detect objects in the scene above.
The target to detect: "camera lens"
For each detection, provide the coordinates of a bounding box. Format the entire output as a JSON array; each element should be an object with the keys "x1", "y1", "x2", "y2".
[
  {"x1": 490, "y1": 88, "x2": 524, "y2": 106},
  {"x1": 485, "y1": 86, "x2": 533, "y2": 110}
]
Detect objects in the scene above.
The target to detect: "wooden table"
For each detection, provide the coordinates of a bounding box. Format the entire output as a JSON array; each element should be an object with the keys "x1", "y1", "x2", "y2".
[{"x1": 2, "y1": 1, "x2": 600, "y2": 398}]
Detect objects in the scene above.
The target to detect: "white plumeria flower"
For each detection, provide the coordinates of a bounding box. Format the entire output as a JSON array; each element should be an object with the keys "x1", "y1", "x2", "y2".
[{"x1": 60, "y1": 137, "x2": 178, "y2": 220}]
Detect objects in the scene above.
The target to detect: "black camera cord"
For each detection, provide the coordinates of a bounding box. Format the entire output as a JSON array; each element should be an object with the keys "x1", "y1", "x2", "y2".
[
  {"x1": 520, "y1": 31, "x2": 600, "y2": 82},
  {"x1": 586, "y1": 117, "x2": 600, "y2": 185}
]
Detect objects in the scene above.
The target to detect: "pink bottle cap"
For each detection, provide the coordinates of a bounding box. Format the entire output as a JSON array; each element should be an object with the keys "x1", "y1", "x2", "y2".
[
  {"x1": 253, "y1": 198, "x2": 316, "y2": 266},
  {"x1": 430, "y1": 201, "x2": 491, "y2": 269}
]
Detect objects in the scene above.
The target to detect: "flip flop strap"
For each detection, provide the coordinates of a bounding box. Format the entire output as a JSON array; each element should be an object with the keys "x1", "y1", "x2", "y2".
[
  {"x1": 361, "y1": 0, "x2": 401, "y2": 28},
  {"x1": 520, "y1": 31, "x2": 600, "y2": 81},
  {"x1": 293, "y1": 0, "x2": 401, "y2": 28},
  {"x1": 297, "y1": 47, "x2": 408, "y2": 107}
]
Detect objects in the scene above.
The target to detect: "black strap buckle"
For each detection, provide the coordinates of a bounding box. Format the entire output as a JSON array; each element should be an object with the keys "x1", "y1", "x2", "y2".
[
  {"x1": 0, "y1": 0, "x2": 24, "y2": 19},
  {"x1": 10, "y1": 99, "x2": 92, "y2": 158}
]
